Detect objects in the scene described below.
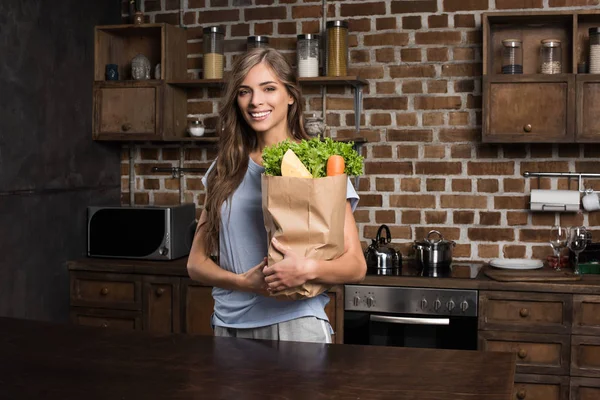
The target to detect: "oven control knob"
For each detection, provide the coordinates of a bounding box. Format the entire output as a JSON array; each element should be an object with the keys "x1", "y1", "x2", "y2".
[
  {"x1": 460, "y1": 300, "x2": 469, "y2": 312},
  {"x1": 366, "y1": 296, "x2": 375, "y2": 308},
  {"x1": 353, "y1": 295, "x2": 361, "y2": 307},
  {"x1": 447, "y1": 300, "x2": 455, "y2": 311},
  {"x1": 421, "y1": 298, "x2": 428, "y2": 310},
  {"x1": 159, "y1": 247, "x2": 169, "y2": 256},
  {"x1": 434, "y1": 299, "x2": 442, "y2": 311}
]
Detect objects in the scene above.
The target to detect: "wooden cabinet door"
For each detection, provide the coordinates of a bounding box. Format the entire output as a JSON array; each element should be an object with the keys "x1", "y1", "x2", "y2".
[
  {"x1": 513, "y1": 374, "x2": 569, "y2": 400},
  {"x1": 70, "y1": 271, "x2": 141, "y2": 311},
  {"x1": 483, "y1": 75, "x2": 575, "y2": 143},
  {"x1": 479, "y1": 291, "x2": 571, "y2": 334},
  {"x1": 93, "y1": 82, "x2": 161, "y2": 140},
  {"x1": 570, "y1": 377, "x2": 600, "y2": 400},
  {"x1": 325, "y1": 287, "x2": 344, "y2": 344},
  {"x1": 70, "y1": 307, "x2": 142, "y2": 331},
  {"x1": 576, "y1": 76, "x2": 600, "y2": 142},
  {"x1": 573, "y1": 295, "x2": 600, "y2": 336},
  {"x1": 181, "y1": 280, "x2": 214, "y2": 336},
  {"x1": 143, "y1": 276, "x2": 180, "y2": 334},
  {"x1": 572, "y1": 335, "x2": 600, "y2": 378},
  {"x1": 478, "y1": 331, "x2": 570, "y2": 375}
]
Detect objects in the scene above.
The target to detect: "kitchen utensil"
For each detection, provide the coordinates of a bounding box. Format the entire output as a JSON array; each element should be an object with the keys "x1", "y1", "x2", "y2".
[
  {"x1": 364, "y1": 224, "x2": 402, "y2": 272},
  {"x1": 413, "y1": 230, "x2": 455, "y2": 270},
  {"x1": 489, "y1": 259, "x2": 543, "y2": 270}
]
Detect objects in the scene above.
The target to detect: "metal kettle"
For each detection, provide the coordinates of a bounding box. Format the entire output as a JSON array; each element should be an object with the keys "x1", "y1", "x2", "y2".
[{"x1": 364, "y1": 224, "x2": 402, "y2": 272}]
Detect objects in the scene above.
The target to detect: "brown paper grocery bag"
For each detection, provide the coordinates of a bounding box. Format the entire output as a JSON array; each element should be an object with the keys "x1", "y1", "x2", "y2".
[{"x1": 261, "y1": 174, "x2": 347, "y2": 300}]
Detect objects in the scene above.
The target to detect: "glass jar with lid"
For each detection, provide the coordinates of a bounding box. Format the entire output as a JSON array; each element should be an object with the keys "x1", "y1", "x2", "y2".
[
  {"x1": 540, "y1": 39, "x2": 562, "y2": 74},
  {"x1": 203, "y1": 26, "x2": 224, "y2": 79},
  {"x1": 247, "y1": 36, "x2": 269, "y2": 51},
  {"x1": 326, "y1": 20, "x2": 348, "y2": 77},
  {"x1": 501, "y1": 39, "x2": 523, "y2": 74},
  {"x1": 297, "y1": 34, "x2": 320, "y2": 78},
  {"x1": 589, "y1": 28, "x2": 600, "y2": 74}
]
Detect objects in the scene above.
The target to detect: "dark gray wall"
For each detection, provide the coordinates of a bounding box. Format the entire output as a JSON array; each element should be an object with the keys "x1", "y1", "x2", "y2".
[{"x1": 0, "y1": 0, "x2": 122, "y2": 322}]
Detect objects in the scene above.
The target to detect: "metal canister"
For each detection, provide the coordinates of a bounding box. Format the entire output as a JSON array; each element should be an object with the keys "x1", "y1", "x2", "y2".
[{"x1": 326, "y1": 20, "x2": 348, "y2": 77}]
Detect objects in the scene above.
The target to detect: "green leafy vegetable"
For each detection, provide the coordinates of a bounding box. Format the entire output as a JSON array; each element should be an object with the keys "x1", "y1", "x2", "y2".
[{"x1": 262, "y1": 137, "x2": 363, "y2": 178}]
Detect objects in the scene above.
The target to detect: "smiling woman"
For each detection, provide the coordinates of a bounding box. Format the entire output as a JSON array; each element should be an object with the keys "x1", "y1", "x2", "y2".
[{"x1": 186, "y1": 48, "x2": 366, "y2": 344}]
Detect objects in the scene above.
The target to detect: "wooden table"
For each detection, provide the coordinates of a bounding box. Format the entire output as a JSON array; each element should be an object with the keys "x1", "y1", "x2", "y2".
[{"x1": 0, "y1": 317, "x2": 516, "y2": 399}]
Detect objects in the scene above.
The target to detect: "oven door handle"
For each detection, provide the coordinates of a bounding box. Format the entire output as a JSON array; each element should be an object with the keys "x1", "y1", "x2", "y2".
[{"x1": 370, "y1": 315, "x2": 450, "y2": 326}]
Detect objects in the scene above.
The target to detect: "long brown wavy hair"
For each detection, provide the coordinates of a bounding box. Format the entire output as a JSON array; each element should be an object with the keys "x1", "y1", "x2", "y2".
[{"x1": 201, "y1": 47, "x2": 310, "y2": 256}]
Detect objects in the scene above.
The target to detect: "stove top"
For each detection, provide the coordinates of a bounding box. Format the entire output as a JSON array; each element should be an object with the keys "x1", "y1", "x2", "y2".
[{"x1": 366, "y1": 261, "x2": 482, "y2": 279}]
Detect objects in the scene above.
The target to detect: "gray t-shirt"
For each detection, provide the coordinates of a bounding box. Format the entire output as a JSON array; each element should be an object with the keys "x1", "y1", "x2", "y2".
[{"x1": 202, "y1": 157, "x2": 359, "y2": 329}]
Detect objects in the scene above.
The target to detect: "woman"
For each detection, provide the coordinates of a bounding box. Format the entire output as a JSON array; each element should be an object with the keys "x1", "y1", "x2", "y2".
[{"x1": 187, "y1": 48, "x2": 366, "y2": 343}]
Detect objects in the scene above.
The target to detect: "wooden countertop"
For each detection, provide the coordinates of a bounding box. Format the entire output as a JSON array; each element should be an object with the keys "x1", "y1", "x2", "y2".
[
  {"x1": 67, "y1": 257, "x2": 600, "y2": 294},
  {"x1": 0, "y1": 317, "x2": 516, "y2": 400}
]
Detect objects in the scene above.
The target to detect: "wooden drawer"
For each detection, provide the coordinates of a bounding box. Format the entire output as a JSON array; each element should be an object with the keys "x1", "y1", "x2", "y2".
[
  {"x1": 182, "y1": 281, "x2": 214, "y2": 336},
  {"x1": 572, "y1": 335, "x2": 600, "y2": 378},
  {"x1": 570, "y1": 377, "x2": 600, "y2": 400},
  {"x1": 479, "y1": 331, "x2": 570, "y2": 375},
  {"x1": 70, "y1": 272, "x2": 141, "y2": 310},
  {"x1": 143, "y1": 276, "x2": 180, "y2": 334},
  {"x1": 513, "y1": 374, "x2": 569, "y2": 400},
  {"x1": 70, "y1": 307, "x2": 142, "y2": 330},
  {"x1": 573, "y1": 295, "x2": 600, "y2": 336},
  {"x1": 93, "y1": 85, "x2": 157, "y2": 136},
  {"x1": 479, "y1": 291, "x2": 571, "y2": 334}
]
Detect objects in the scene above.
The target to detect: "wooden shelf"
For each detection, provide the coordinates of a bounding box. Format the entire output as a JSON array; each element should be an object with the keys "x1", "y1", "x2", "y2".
[
  {"x1": 168, "y1": 79, "x2": 225, "y2": 88},
  {"x1": 168, "y1": 76, "x2": 368, "y2": 88},
  {"x1": 154, "y1": 136, "x2": 366, "y2": 144}
]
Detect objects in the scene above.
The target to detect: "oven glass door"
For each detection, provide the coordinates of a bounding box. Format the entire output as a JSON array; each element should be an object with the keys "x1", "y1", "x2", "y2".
[{"x1": 344, "y1": 311, "x2": 477, "y2": 350}]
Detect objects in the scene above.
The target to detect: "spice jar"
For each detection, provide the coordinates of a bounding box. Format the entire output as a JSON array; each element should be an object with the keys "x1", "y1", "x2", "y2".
[
  {"x1": 297, "y1": 34, "x2": 320, "y2": 78},
  {"x1": 501, "y1": 39, "x2": 523, "y2": 74},
  {"x1": 590, "y1": 28, "x2": 600, "y2": 74},
  {"x1": 247, "y1": 36, "x2": 269, "y2": 51},
  {"x1": 203, "y1": 26, "x2": 224, "y2": 79},
  {"x1": 540, "y1": 39, "x2": 562, "y2": 74},
  {"x1": 326, "y1": 20, "x2": 348, "y2": 77}
]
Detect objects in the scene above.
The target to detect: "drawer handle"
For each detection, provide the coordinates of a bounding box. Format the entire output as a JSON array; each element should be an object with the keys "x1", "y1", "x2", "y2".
[
  {"x1": 517, "y1": 389, "x2": 527, "y2": 399},
  {"x1": 156, "y1": 288, "x2": 165, "y2": 297},
  {"x1": 122, "y1": 123, "x2": 132, "y2": 132},
  {"x1": 519, "y1": 308, "x2": 529, "y2": 318},
  {"x1": 100, "y1": 287, "x2": 109, "y2": 296},
  {"x1": 523, "y1": 124, "x2": 532, "y2": 133},
  {"x1": 101, "y1": 322, "x2": 109, "y2": 328},
  {"x1": 517, "y1": 348, "x2": 527, "y2": 359}
]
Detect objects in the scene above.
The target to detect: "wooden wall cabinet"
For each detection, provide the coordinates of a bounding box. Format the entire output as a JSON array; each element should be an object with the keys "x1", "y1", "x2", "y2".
[
  {"x1": 68, "y1": 260, "x2": 344, "y2": 344},
  {"x1": 479, "y1": 290, "x2": 600, "y2": 400},
  {"x1": 482, "y1": 11, "x2": 600, "y2": 143},
  {"x1": 92, "y1": 24, "x2": 188, "y2": 141}
]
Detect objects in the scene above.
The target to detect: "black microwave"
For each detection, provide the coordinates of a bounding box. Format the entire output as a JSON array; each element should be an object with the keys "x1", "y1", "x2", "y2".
[{"x1": 87, "y1": 204, "x2": 197, "y2": 260}]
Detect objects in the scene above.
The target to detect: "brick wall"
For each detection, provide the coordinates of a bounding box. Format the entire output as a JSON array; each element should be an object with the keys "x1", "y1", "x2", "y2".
[{"x1": 121, "y1": 0, "x2": 600, "y2": 261}]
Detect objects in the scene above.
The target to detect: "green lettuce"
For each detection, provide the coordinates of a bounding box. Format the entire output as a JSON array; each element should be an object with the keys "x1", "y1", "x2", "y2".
[{"x1": 262, "y1": 137, "x2": 364, "y2": 178}]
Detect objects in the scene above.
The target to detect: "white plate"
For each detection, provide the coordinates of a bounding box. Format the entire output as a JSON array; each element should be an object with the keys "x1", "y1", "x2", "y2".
[{"x1": 489, "y1": 259, "x2": 544, "y2": 270}]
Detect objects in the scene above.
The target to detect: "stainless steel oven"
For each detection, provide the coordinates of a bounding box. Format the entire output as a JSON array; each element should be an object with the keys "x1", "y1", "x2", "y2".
[{"x1": 344, "y1": 285, "x2": 478, "y2": 350}]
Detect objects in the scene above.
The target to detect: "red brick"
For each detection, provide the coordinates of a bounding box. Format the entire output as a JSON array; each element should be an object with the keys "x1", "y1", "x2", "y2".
[
  {"x1": 507, "y1": 211, "x2": 528, "y2": 226},
  {"x1": 376, "y1": 177, "x2": 395, "y2": 191},
  {"x1": 244, "y1": 6, "x2": 286, "y2": 21},
  {"x1": 454, "y1": 211, "x2": 474, "y2": 224},
  {"x1": 428, "y1": 14, "x2": 448, "y2": 28},
  {"x1": 342, "y1": 2, "x2": 386, "y2": 16},
  {"x1": 401, "y1": 178, "x2": 421, "y2": 192},
  {"x1": 427, "y1": 80, "x2": 447, "y2": 93},
  {"x1": 439, "y1": 129, "x2": 479, "y2": 142},
  {"x1": 425, "y1": 211, "x2": 448, "y2": 224},
  {"x1": 391, "y1": 0, "x2": 438, "y2": 13},
  {"x1": 376, "y1": 210, "x2": 396, "y2": 224},
  {"x1": 145, "y1": 0, "x2": 162, "y2": 12},
  {"x1": 364, "y1": 33, "x2": 410, "y2": 46},
  {"x1": 398, "y1": 144, "x2": 419, "y2": 159},
  {"x1": 156, "y1": 13, "x2": 178, "y2": 24},
  {"x1": 454, "y1": 14, "x2": 475, "y2": 28},
  {"x1": 416, "y1": 162, "x2": 462, "y2": 175},
  {"x1": 376, "y1": 82, "x2": 396, "y2": 94},
  {"x1": 373, "y1": 144, "x2": 393, "y2": 158},
  {"x1": 441, "y1": 195, "x2": 487, "y2": 209},
  {"x1": 478, "y1": 244, "x2": 499, "y2": 258},
  {"x1": 452, "y1": 178, "x2": 472, "y2": 192},
  {"x1": 376, "y1": 48, "x2": 396, "y2": 63},
  {"x1": 291, "y1": 5, "x2": 322, "y2": 18},
  {"x1": 390, "y1": 195, "x2": 436, "y2": 208},
  {"x1": 415, "y1": 96, "x2": 461, "y2": 110},
  {"x1": 520, "y1": 161, "x2": 570, "y2": 175},
  {"x1": 496, "y1": 0, "x2": 543, "y2": 8},
  {"x1": 254, "y1": 22, "x2": 273, "y2": 35},
  {"x1": 415, "y1": 31, "x2": 461, "y2": 45},
  {"x1": 377, "y1": 17, "x2": 397, "y2": 30},
  {"x1": 467, "y1": 161, "x2": 514, "y2": 175},
  {"x1": 278, "y1": 22, "x2": 296, "y2": 35},
  {"x1": 426, "y1": 179, "x2": 446, "y2": 191},
  {"x1": 415, "y1": 227, "x2": 461, "y2": 241},
  {"x1": 477, "y1": 179, "x2": 499, "y2": 193},
  {"x1": 210, "y1": 0, "x2": 227, "y2": 5},
  {"x1": 504, "y1": 178, "x2": 525, "y2": 193},
  {"x1": 390, "y1": 65, "x2": 435, "y2": 78},
  {"x1": 443, "y1": 0, "x2": 488, "y2": 11},
  {"x1": 403, "y1": 81, "x2": 423, "y2": 94},
  {"x1": 480, "y1": 212, "x2": 501, "y2": 226},
  {"x1": 401, "y1": 48, "x2": 422, "y2": 62},
  {"x1": 442, "y1": 63, "x2": 482, "y2": 77},
  {"x1": 549, "y1": 0, "x2": 599, "y2": 5},
  {"x1": 402, "y1": 16, "x2": 422, "y2": 30},
  {"x1": 423, "y1": 145, "x2": 445, "y2": 159},
  {"x1": 451, "y1": 144, "x2": 472, "y2": 159},
  {"x1": 348, "y1": 18, "x2": 372, "y2": 32},
  {"x1": 454, "y1": 79, "x2": 475, "y2": 92},
  {"x1": 503, "y1": 245, "x2": 526, "y2": 258},
  {"x1": 370, "y1": 113, "x2": 392, "y2": 126},
  {"x1": 423, "y1": 113, "x2": 444, "y2": 126},
  {"x1": 231, "y1": 24, "x2": 250, "y2": 37},
  {"x1": 402, "y1": 210, "x2": 422, "y2": 224},
  {"x1": 468, "y1": 228, "x2": 515, "y2": 241},
  {"x1": 365, "y1": 162, "x2": 413, "y2": 175},
  {"x1": 494, "y1": 196, "x2": 528, "y2": 210},
  {"x1": 427, "y1": 48, "x2": 449, "y2": 62},
  {"x1": 198, "y1": 9, "x2": 239, "y2": 24},
  {"x1": 396, "y1": 113, "x2": 418, "y2": 126},
  {"x1": 301, "y1": 21, "x2": 320, "y2": 34},
  {"x1": 449, "y1": 112, "x2": 469, "y2": 125},
  {"x1": 388, "y1": 129, "x2": 433, "y2": 142},
  {"x1": 364, "y1": 97, "x2": 408, "y2": 110}
]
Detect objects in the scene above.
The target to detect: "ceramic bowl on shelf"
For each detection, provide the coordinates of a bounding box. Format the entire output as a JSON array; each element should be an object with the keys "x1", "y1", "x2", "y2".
[{"x1": 187, "y1": 119, "x2": 205, "y2": 137}]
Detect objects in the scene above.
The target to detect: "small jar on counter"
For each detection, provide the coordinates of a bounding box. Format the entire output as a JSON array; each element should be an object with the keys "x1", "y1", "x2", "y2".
[
  {"x1": 297, "y1": 34, "x2": 320, "y2": 78},
  {"x1": 589, "y1": 28, "x2": 600, "y2": 74},
  {"x1": 247, "y1": 36, "x2": 269, "y2": 51},
  {"x1": 326, "y1": 20, "x2": 348, "y2": 77},
  {"x1": 203, "y1": 26, "x2": 224, "y2": 79},
  {"x1": 540, "y1": 39, "x2": 562, "y2": 74},
  {"x1": 501, "y1": 39, "x2": 523, "y2": 74}
]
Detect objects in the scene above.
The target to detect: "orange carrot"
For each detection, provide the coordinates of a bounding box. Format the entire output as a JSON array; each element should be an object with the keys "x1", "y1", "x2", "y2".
[{"x1": 327, "y1": 155, "x2": 345, "y2": 176}]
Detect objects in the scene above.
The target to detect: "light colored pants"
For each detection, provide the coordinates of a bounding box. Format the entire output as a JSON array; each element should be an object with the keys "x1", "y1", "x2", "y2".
[{"x1": 214, "y1": 316, "x2": 332, "y2": 344}]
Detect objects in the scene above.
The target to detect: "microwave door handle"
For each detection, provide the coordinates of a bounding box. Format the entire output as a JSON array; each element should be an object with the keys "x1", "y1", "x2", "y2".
[{"x1": 370, "y1": 315, "x2": 450, "y2": 326}]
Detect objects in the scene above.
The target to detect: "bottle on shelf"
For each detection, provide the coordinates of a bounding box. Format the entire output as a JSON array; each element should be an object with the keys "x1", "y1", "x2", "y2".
[
  {"x1": 297, "y1": 34, "x2": 320, "y2": 78},
  {"x1": 501, "y1": 39, "x2": 523, "y2": 74},
  {"x1": 540, "y1": 39, "x2": 562, "y2": 74},
  {"x1": 203, "y1": 26, "x2": 224, "y2": 79}
]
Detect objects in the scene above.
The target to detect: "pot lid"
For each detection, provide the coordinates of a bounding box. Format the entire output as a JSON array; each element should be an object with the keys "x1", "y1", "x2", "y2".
[{"x1": 414, "y1": 230, "x2": 456, "y2": 249}]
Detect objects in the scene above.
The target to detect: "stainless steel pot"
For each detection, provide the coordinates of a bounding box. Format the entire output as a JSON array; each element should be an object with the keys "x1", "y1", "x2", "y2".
[{"x1": 413, "y1": 230, "x2": 455, "y2": 270}]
